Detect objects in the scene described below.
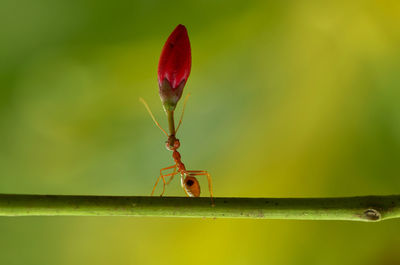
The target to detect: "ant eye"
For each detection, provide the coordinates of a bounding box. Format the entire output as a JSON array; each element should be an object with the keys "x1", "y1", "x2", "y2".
[{"x1": 174, "y1": 140, "x2": 180, "y2": 149}]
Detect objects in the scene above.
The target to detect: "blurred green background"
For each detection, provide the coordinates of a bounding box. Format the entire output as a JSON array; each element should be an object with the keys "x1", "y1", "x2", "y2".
[{"x1": 1, "y1": 0, "x2": 400, "y2": 264}]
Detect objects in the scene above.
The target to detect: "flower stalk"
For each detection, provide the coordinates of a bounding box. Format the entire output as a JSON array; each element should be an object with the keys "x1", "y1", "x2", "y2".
[{"x1": 167, "y1": 109, "x2": 176, "y2": 136}]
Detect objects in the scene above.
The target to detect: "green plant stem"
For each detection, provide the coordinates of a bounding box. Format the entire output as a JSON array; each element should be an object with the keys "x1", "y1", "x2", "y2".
[
  {"x1": 166, "y1": 110, "x2": 175, "y2": 136},
  {"x1": 0, "y1": 194, "x2": 399, "y2": 222}
]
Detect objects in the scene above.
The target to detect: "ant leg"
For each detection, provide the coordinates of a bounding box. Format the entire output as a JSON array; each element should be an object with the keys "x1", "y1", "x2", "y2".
[
  {"x1": 159, "y1": 172, "x2": 180, "y2": 196},
  {"x1": 151, "y1": 175, "x2": 167, "y2": 196},
  {"x1": 175, "y1": 93, "x2": 190, "y2": 133},
  {"x1": 151, "y1": 165, "x2": 176, "y2": 196},
  {"x1": 151, "y1": 171, "x2": 180, "y2": 196},
  {"x1": 159, "y1": 165, "x2": 177, "y2": 196},
  {"x1": 139, "y1": 98, "x2": 168, "y2": 136},
  {"x1": 151, "y1": 175, "x2": 163, "y2": 196},
  {"x1": 160, "y1": 165, "x2": 176, "y2": 175},
  {"x1": 186, "y1": 170, "x2": 214, "y2": 205},
  {"x1": 166, "y1": 166, "x2": 177, "y2": 185},
  {"x1": 161, "y1": 164, "x2": 177, "y2": 186}
]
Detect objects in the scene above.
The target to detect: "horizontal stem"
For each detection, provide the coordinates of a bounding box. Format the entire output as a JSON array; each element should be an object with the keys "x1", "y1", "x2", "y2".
[{"x1": 0, "y1": 194, "x2": 399, "y2": 222}]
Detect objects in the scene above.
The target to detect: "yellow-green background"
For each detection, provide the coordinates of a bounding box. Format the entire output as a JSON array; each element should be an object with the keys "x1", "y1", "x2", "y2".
[{"x1": 1, "y1": 0, "x2": 399, "y2": 264}]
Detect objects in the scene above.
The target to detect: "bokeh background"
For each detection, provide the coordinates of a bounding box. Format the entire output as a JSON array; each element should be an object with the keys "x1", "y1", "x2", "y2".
[{"x1": 1, "y1": 0, "x2": 400, "y2": 264}]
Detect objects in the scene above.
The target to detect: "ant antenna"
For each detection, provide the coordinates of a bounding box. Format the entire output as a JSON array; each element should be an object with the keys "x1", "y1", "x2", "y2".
[
  {"x1": 139, "y1": 97, "x2": 168, "y2": 136},
  {"x1": 175, "y1": 93, "x2": 190, "y2": 133}
]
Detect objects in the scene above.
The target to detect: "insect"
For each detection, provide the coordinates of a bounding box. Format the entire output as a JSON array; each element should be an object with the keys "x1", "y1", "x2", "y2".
[{"x1": 140, "y1": 96, "x2": 214, "y2": 203}]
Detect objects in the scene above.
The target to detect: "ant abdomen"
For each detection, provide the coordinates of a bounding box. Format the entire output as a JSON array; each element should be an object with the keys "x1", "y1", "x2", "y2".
[{"x1": 182, "y1": 176, "x2": 201, "y2": 197}]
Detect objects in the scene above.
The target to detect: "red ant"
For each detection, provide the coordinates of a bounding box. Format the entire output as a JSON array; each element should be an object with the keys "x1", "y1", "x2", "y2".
[{"x1": 140, "y1": 95, "x2": 214, "y2": 203}]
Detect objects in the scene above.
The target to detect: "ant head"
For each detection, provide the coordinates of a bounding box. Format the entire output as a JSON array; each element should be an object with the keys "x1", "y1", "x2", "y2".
[
  {"x1": 165, "y1": 136, "x2": 180, "y2": 151},
  {"x1": 182, "y1": 176, "x2": 201, "y2": 197}
]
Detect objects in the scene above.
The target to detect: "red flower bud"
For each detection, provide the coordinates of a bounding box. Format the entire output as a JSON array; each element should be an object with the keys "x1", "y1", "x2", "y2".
[{"x1": 158, "y1": 24, "x2": 191, "y2": 111}]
